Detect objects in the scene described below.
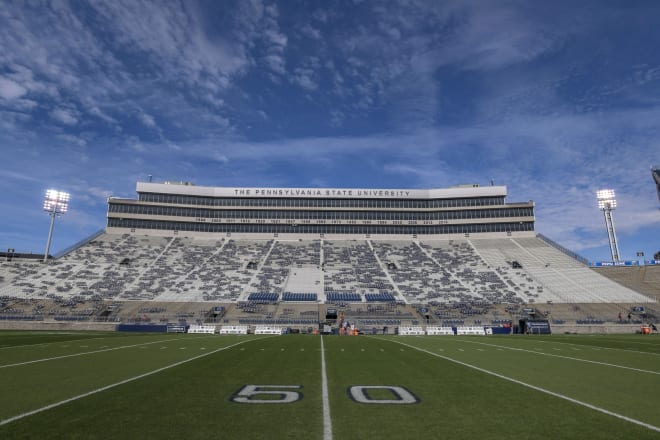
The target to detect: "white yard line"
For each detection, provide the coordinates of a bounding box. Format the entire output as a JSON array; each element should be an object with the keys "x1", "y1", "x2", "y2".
[
  {"x1": 320, "y1": 336, "x2": 333, "y2": 440},
  {"x1": 553, "y1": 336, "x2": 660, "y2": 347},
  {"x1": 383, "y1": 338, "x2": 660, "y2": 434},
  {"x1": 0, "y1": 336, "x2": 270, "y2": 427},
  {"x1": 0, "y1": 337, "x2": 193, "y2": 369},
  {"x1": 459, "y1": 340, "x2": 660, "y2": 375},
  {"x1": 529, "y1": 339, "x2": 660, "y2": 357}
]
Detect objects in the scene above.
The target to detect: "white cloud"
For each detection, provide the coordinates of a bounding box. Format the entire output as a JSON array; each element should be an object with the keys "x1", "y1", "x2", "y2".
[
  {"x1": 50, "y1": 108, "x2": 79, "y2": 125},
  {"x1": 449, "y1": 8, "x2": 563, "y2": 71},
  {"x1": 87, "y1": 106, "x2": 118, "y2": 125},
  {"x1": 300, "y1": 24, "x2": 321, "y2": 40},
  {"x1": 129, "y1": 140, "x2": 146, "y2": 153},
  {"x1": 138, "y1": 112, "x2": 157, "y2": 128},
  {"x1": 0, "y1": 169, "x2": 43, "y2": 183},
  {"x1": 56, "y1": 134, "x2": 87, "y2": 147},
  {"x1": 211, "y1": 152, "x2": 229, "y2": 163},
  {"x1": 293, "y1": 67, "x2": 318, "y2": 91},
  {"x1": 329, "y1": 110, "x2": 344, "y2": 127},
  {"x1": 0, "y1": 76, "x2": 27, "y2": 99},
  {"x1": 264, "y1": 29, "x2": 287, "y2": 48},
  {"x1": 90, "y1": 1, "x2": 249, "y2": 82},
  {"x1": 0, "y1": 0, "x2": 264, "y2": 145},
  {"x1": 263, "y1": 54, "x2": 286, "y2": 75}
]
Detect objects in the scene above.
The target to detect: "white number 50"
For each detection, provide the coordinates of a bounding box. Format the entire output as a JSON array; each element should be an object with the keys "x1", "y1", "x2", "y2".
[{"x1": 231, "y1": 385, "x2": 303, "y2": 404}]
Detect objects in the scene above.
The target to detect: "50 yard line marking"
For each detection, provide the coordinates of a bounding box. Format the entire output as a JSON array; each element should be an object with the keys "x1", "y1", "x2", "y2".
[
  {"x1": 320, "y1": 336, "x2": 333, "y2": 440},
  {"x1": 0, "y1": 336, "x2": 274, "y2": 427},
  {"x1": 380, "y1": 337, "x2": 660, "y2": 434}
]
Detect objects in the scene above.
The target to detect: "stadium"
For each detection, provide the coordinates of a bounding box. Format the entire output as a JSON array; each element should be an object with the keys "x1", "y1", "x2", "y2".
[
  {"x1": 1, "y1": 180, "x2": 659, "y2": 438},
  {"x1": 3, "y1": 1, "x2": 660, "y2": 437},
  {"x1": 2, "y1": 180, "x2": 658, "y2": 333}
]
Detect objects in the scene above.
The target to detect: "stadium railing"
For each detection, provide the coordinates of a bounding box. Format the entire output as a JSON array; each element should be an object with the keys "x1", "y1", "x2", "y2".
[
  {"x1": 53, "y1": 229, "x2": 105, "y2": 259},
  {"x1": 536, "y1": 233, "x2": 589, "y2": 266}
]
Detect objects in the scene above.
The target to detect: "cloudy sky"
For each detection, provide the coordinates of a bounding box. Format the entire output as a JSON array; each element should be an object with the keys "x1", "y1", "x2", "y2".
[{"x1": 0, "y1": 0, "x2": 658, "y2": 262}]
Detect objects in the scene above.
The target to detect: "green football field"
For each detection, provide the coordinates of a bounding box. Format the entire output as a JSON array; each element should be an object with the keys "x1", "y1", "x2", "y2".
[{"x1": 0, "y1": 331, "x2": 658, "y2": 439}]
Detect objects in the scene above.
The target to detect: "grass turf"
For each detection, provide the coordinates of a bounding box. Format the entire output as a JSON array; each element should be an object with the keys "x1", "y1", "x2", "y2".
[{"x1": 0, "y1": 331, "x2": 658, "y2": 439}]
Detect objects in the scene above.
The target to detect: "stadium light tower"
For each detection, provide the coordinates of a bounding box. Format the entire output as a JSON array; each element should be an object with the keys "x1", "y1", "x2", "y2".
[
  {"x1": 652, "y1": 166, "x2": 660, "y2": 203},
  {"x1": 43, "y1": 189, "x2": 70, "y2": 263},
  {"x1": 596, "y1": 189, "x2": 620, "y2": 262}
]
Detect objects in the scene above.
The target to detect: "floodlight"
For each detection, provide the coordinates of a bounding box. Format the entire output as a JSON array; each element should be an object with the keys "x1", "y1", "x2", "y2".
[
  {"x1": 596, "y1": 189, "x2": 616, "y2": 210},
  {"x1": 44, "y1": 189, "x2": 70, "y2": 214},
  {"x1": 596, "y1": 188, "x2": 620, "y2": 262},
  {"x1": 596, "y1": 189, "x2": 615, "y2": 200},
  {"x1": 43, "y1": 189, "x2": 70, "y2": 262}
]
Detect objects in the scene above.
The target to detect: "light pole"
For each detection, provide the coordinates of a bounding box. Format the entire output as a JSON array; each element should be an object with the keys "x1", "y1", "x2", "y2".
[
  {"x1": 596, "y1": 189, "x2": 620, "y2": 262},
  {"x1": 43, "y1": 189, "x2": 70, "y2": 263}
]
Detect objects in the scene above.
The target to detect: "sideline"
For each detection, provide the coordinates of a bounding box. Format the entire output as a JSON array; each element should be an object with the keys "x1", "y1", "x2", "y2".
[
  {"x1": 0, "y1": 336, "x2": 197, "y2": 369},
  {"x1": 0, "y1": 336, "x2": 272, "y2": 426},
  {"x1": 376, "y1": 337, "x2": 660, "y2": 434},
  {"x1": 320, "y1": 336, "x2": 333, "y2": 440}
]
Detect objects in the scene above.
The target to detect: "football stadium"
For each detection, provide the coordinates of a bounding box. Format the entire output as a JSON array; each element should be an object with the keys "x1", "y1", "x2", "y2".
[{"x1": 1, "y1": 180, "x2": 659, "y2": 439}]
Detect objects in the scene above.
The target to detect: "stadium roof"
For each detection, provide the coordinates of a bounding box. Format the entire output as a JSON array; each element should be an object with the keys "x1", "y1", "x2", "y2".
[{"x1": 134, "y1": 181, "x2": 508, "y2": 200}]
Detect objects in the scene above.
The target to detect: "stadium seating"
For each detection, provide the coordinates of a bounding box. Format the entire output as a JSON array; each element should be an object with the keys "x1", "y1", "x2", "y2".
[
  {"x1": 326, "y1": 292, "x2": 361, "y2": 302},
  {"x1": 0, "y1": 234, "x2": 655, "y2": 332},
  {"x1": 247, "y1": 292, "x2": 280, "y2": 302},
  {"x1": 365, "y1": 293, "x2": 396, "y2": 302},
  {"x1": 282, "y1": 292, "x2": 318, "y2": 302}
]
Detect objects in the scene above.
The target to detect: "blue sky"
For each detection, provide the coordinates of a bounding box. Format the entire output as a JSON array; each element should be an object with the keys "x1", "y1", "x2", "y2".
[{"x1": 0, "y1": 0, "x2": 658, "y2": 262}]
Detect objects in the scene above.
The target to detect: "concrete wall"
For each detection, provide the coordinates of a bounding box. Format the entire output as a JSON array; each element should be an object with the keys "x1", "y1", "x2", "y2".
[
  {"x1": 0, "y1": 321, "x2": 648, "y2": 334},
  {"x1": 551, "y1": 324, "x2": 645, "y2": 334}
]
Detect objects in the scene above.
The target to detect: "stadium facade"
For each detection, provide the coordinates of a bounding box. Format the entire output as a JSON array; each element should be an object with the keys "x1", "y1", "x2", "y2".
[{"x1": 106, "y1": 181, "x2": 535, "y2": 238}]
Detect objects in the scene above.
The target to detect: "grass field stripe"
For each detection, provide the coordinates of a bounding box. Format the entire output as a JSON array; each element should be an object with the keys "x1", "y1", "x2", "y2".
[
  {"x1": 0, "y1": 337, "x2": 192, "y2": 369},
  {"x1": 0, "y1": 336, "x2": 272, "y2": 427},
  {"x1": 320, "y1": 336, "x2": 333, "y2": 440},
  {"x1": 383, "y1": 338, "x2": 660, "y2": 433},
  {"x1": 459, "y1": 340, "x2": 660, "y2": 375}
]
